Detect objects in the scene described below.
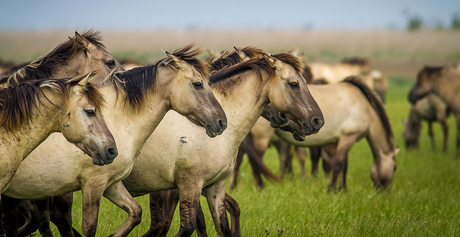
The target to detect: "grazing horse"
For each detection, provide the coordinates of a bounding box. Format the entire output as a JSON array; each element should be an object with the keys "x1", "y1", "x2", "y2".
[
  {"x1": 120, "y1": 51, "x2": 323, "y2": 237},
  {"x1": 2, "y1": 45, "x2": 226, "y2": 237},
  {"x1": 232, "y1": 77, "x2": 398, "y2": 191},
  {"x1": 1, "y1": 30, "x2": 123, "y2": 86},
  {"x1": 0, "y1": 72, "x2": 116, "y2": 198},
  {"x1": 409, "y1": 65, "x2": 460, "y2": 155},
  {"x1": 308, "y1": 57, "x2": 372, "y2": 84},
  {"x1": 404, "y1": 93, "x2": 450, "y2": 151}
]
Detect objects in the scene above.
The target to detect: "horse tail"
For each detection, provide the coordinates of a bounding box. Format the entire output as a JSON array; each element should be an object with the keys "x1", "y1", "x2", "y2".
[
  {"x1": 343, "y1": 76, "x2": 395, "y2": 150},
  {"x1": 242, "y1": 134, "x2": 280, "y2": 182}
]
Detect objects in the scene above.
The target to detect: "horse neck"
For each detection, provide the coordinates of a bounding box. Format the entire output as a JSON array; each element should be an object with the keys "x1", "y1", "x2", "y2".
[
  {"x1": 433, "y1": 74, "x2": 460, "y2": 112},
  {"x1": 98, "y1": 75, "x2": 171, "y2": 158},
  {"x1": 367, "y1": 111, "x2": 393, "y2": 161},
  {"x1": 212, "y1": 71, "x2": 270, "y2": 146},
  {"x1": 0, "y1": 92, "x2": 63, "y2": 162}
]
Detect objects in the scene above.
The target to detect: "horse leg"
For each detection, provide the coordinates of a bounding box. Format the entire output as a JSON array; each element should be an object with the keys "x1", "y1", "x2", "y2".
[
  {"x1": 274, "y1": 140, "x2": 291, "y2": 179},
  {"x1": 339, "y1": 154, "x2": 349, "y2": 191},
  {"x1": 244, "y1": 134, "x2": 266, "y2": 189},
  {"x1": 428, "y1": 121, "x2": 436, "y2": 150},
  {"x1": 202, "y1": 180, "x2": 230, "y2": 237},
  {"x1": 80, "y1": 180, "x2": 107, "y2": 237},
  {"x1": 50, "y1": 193, "x2": 78, "y2": 237},
  {"x1": 17, "y1": 200, "x2": 41, "y2": 237},
  {"x1": 456, "y1": 113, "x2": 460, "y2": 156},
  {"x1": 229, "y1": 145, "x2": 245, "y2": 190},
  {"x1": 141, "y1": 190, "x2": 180, "y2": 237},
  {"x1": 295, "y1": 146, "x2": 306, "y2": 177},
  {"x1": 175, "y1": 181, "x2": 204, "y2": 237},
  {"x1": 439, "y1": 118, "x2": 449, "y2": 152},
  {"x1": 1, "y1": 195, "x2": 20, "y2": 237},
  {"x1": 103, "y1": 182, "x2": 142, "y2": 237},
  {"x1": 327, "y1": 136, "x2": 357, "y2": 192},
  {"x1": 309, "y1": 147, "x2": 321, "y2": 176},
  {"x1": 31, "y1": 200, "x2": 54, "y2": 237},
  {"x1": 224, "y1": 192, "x2": 241, "y2": 237},
  {"x1": 322, "y1": 144, "x2": 337, "y2": 176}
]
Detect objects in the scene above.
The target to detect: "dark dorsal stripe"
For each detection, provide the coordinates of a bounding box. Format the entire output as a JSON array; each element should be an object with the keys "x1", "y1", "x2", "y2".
[{"x1": 343, "y1": 76, "x2": 395, "y2": 151}]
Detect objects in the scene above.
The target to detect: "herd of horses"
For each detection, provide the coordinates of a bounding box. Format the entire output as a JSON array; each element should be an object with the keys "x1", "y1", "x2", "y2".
[{"x1": 0, "y1": 30, "x2": 458, "y2": 237}]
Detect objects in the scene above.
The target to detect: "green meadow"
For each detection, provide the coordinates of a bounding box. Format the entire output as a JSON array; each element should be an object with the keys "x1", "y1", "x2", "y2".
[{"x1": 2, "y1": 29, "x2": 458, "y2": 237}]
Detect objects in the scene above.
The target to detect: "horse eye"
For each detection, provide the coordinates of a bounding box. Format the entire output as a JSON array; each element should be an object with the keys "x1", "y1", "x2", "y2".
[
  {"x1": 289, "y1": 82, "x2": 299, "y2": 88},
  {"x1": 84, "y1": 109, "x2": 96, "y2": 117},
  {"x1": 193, "y1": 81, "x2": 203, "y2": 89},
  {"x1": 106, "y1": 60, "x2": 116, "y2": 68}
]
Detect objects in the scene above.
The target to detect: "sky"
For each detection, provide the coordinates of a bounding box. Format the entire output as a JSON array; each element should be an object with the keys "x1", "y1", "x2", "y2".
[{"x1": 1, "y1": 0, "x2": 459, "y2": 30}]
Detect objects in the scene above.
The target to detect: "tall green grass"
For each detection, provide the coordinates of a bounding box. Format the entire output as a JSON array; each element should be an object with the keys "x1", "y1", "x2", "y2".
[{"x1": 47, "y1": 78, "x2": 460, "y2": 236}]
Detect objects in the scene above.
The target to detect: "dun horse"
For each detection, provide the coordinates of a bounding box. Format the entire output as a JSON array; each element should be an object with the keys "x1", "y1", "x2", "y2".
[
  {"x1": 409, "y1": 65, "x2": 460, "y2": 155},
  {"x1": 119, "y1": 51, "x2": 324, "y2": 237},
  {"x1": 0, "y1": 30, "x2": 126, "y2": 236},
  {"x1": 1, "y1": 30, "x2": 123, "y2": 86},
  {"x1": 0, "y1": 72, "x2": 116, "y2": 198},
  {"x1": 404, "y1": 93, "x2": 450, "y2": 151},
  {"x1": 2, "y1": 45, "x2": 226, "y2": 237},
  {"x1": 231, "y1": 77, "x2": 398, "y2": 191}
]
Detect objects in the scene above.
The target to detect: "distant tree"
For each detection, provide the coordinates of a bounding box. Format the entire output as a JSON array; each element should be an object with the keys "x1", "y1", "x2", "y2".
[
  {"x1": 403, "y1": 8, "x2": 423, "y2": 31},
  {"x1": 452, "y1": 11, "x2": 460, "y2": 30}
]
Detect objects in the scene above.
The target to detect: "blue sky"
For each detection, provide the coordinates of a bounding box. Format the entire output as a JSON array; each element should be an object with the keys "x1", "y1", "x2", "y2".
[{"x1": 1, "y1": 0, "x2": 459, "y2": 30}]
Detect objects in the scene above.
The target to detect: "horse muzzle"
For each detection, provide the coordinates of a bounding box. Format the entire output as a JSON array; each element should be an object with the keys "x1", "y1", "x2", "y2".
[
  {"x1": 205, "y1": 118, "x2": 227, "y2": 138},
  {"x1": 92, "y1": 146, "x2": 118, "y2": 166}
]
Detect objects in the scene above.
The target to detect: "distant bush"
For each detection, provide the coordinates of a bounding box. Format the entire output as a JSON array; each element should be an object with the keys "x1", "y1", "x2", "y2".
[
  {"x1": 403, "y1": 8, "x2": 423, "y2": 31},
  {"x1": 407, "y1": 15, "x2": 423, "y2": 31},
  {"x1": 452, "y1": 11, "x2": 460, "y2": 30}
]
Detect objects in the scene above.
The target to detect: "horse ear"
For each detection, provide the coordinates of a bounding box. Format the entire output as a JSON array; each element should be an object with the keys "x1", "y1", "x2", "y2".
[
  {"x1": 394, "y1": 146, "x2": 400, "y2": 156},
  {"x1": 263, "y1": 54, "x2": 282, "y2": 69},
  {"x1": 164, "y1": 51, "x2": 182, "y2": 69},
  {"x1": 75, "y1": 31, "x2": 90, "y2": 52}
]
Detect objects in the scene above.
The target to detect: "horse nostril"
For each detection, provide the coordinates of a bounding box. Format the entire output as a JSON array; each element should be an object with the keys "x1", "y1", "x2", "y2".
[
  {"x1": 106, "y1": 147, "x2": 118, "y2": 159},
  {"x1": 311, "y1": 117, "x2": 324, "y2": 130},
  {"x1": 218, "y1": 119, "x2": 227, "y2": 131}
]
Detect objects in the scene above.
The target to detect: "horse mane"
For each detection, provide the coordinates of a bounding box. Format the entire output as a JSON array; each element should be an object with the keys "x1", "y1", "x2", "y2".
[
  {"x1": 113, "y1": 64, "x2": 157, "y2": 111},
  {"x1": 210, "y1": 53, "x2": 304, "y2": 84},
  {"x1": 340, "y1": 57, "x2": 372, "y2": 67},
  {"x1": 303, "y1": 65, "x2": 314, "y2": 84},
  {"x1": 6, "y1": 30, "x2": 106, "y2": 85},
  {"x1": 111, "y1": 44, "x2": 209, "y2": 111},
  {"x1": 170, "y1": 44, "x2": 210, "y2": 79},
  {"x1": 343, "y1": 76, "x2": 395, "y2": 150},
  {"x1": 0, "y1": 75, "x2": 104, "y2": 131},
  {"x1": 417, "y1": 66, "x2": 445, "y2": 80},
  {"x1": 210, "y1": 46, "x2": 266, "y2": 71}
]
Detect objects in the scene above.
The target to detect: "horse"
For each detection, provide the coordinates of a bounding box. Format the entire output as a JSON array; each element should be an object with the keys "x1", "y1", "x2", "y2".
[
  {"x1": 1, "y1": 30, "x2": 123, "y2": 87},
  {"x1": 119, "y1": 50, "x2": 323, "y2": 237},
  {"x1": 409, "y1": 65, "x2": 460, "y2": 155},
  {"x1": 231, "y1": 77, "x2": 398, "y2": 191},
  {"x1": 307, "y1": 57, "x2": 372, "y2": 84},
  {"x1": 0, "y1": 29, "x2": 126, "y2": 236},
  {"x1": 1, "y1": 45, "x2": 227, "y2": 237},
  {"x1": 403, "y1": 93, "x2": 450, "y2": 151},
  {"x1": 0, "y1": 72, "x2": 116, "y2": 200}
]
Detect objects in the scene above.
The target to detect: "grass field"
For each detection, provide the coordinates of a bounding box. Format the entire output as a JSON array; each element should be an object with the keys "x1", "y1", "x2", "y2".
[
  {"x1": 1, "y1": 29, "x2": 459, "y2": 236},
  {"x1": 42, "y1": 77, "x2": 459, "y2": 237}
]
